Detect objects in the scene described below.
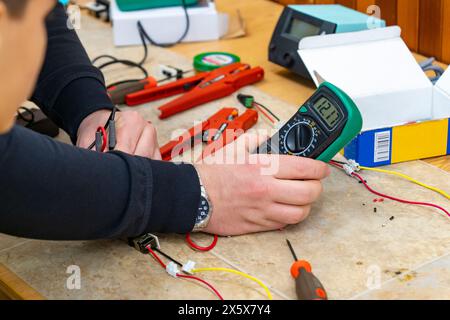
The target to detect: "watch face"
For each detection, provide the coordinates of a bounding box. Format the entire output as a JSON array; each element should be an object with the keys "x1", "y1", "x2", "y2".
[{"x1": 196, "y1": 196, "x2": 210, "y2": 224}]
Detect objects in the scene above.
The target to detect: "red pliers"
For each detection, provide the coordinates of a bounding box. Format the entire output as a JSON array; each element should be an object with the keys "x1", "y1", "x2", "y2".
[
  {"x1": 126, "y1": 63, "x2": 265, "y2": 119},
  {"x1": 160, "y1": 107, "x2": 259, "y2": 161}
]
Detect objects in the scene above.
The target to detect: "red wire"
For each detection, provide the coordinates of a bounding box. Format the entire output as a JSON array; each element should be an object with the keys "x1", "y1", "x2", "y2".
[
  {"x1": 254, "y1": 104, "x2": 275, "y2": 124},
  {"x1": 330, "y1": 161, "x2": 450, "y2": 218},
  {"x1": 146, "y1": 246, "x2": 167, "y2": 269},
  {"x1": 96, "y1": 126, "x2": 108, "y2": 152},
  {"x1": 145, "y1": 245, "x2": 224, "y2": 300},
  {"x1": 186, "y1": 233, "x2": 218, "y2": 252},
  {"x1": 177, "y1": 274, "x2": 224, "y2": 300}
]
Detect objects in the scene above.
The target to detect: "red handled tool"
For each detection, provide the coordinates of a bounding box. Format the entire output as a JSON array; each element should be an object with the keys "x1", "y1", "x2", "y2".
[
  {"x1": 286, "y1": 239, "x2": 328, "y2": 300},
  {"x1": 108, "y1": 77, "x2": 157, "y2": 105},
  {"x1": 160, "y1": 107, "x2": 258, "y2": 161},
  {"x1": 126, "y1": 63, "x2": 265, "y2": 119}
]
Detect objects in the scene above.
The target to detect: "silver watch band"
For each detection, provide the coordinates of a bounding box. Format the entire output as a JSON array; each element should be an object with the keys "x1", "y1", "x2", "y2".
[{"x1": 193, "y1": 169, "x2": 213, "y2": 232}]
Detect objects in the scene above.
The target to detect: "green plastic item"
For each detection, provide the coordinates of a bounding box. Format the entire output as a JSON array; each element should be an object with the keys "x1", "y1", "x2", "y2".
[
  {"x1": 194, "y1": 52, "x2": 241, "y2": 72},
  {"x1": 315, "y1": 82, "x2": 363, "y2": 163},
  {"x1": 116, "y1": 0, "x2": 198, "y2": 12}
]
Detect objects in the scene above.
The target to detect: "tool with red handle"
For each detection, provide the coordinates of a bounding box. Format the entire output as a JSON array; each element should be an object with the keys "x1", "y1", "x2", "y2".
[
  {"x1": 125, "y1": 63, "x2": 265, "y2": 119},
  {"x1": 286, "y1": 239, "x2": 328, "y2": 300},
  {"x1": 108, "y1": 77, "x2": 157, "y2": 105},
  {"x1": 160, "y1": 107, "x2": 258, "y2": 161}
]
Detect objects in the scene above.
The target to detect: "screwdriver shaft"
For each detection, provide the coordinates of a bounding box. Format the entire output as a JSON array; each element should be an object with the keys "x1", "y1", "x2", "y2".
[{"x1": 286, "y1": 239, "x2": 298, "y2": 261}]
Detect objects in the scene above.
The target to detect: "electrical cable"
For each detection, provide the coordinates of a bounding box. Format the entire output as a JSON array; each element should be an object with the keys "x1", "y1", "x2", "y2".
[
  {"x1": 147, "y1": 246, "x2": 167, "y2": 269},
  {"x1": 154, "y1": 248, "x2": 183, "y2": 268},
  {"x1": 254, "y1": 102, "x2": 281, "y2": 122},
  {"x1": 192, "y1": 268, "x2": 273, "y2": 300},
  {"x1": 186, "y1": 233, "x2": 218, "y2": 252},
  {"x1": 87, "y1": 106, "x2": 117, "y2": 151},
  {"x1": 359, "y1": 166, "x2": 450, "y2": 200},
  {"x1": 92, "y1": 1, "x2": 190, "y2": 87},
  {"x1": 177, "y1": 274, "x2": 224, "y2": 300},
  {"x1": 254, "y1": 104, "x2": 276, "y2": 125},
  {"x1": 92, "y1": 16, "x2": 150, "y2": 87},
  {"x1": 419, "y1": 57, "x2": 445, "y2": 84},
  {"x1": 96, "y1": 126, "x2": 108, "y2": 152},
  {"x1": 136, "y1": 0, "x2": 190, "y2": 48},
  {"x1": 329, "y1": 161, "x2": 450, "y2": 218},
  {"x1": 146, "y1": 245, "x2": 224, "y2": 300}
]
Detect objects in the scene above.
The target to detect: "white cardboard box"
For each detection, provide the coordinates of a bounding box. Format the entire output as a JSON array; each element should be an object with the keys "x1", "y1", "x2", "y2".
[
  {"x1": 110, "y1": 0, "x2": 228, "y2": 47},
  {"x1": 434, "y1": 67, "x2": 450, "y2": 119},
  {"x1": 297, "y1": 26, "x2": 450, "y2": 132}
]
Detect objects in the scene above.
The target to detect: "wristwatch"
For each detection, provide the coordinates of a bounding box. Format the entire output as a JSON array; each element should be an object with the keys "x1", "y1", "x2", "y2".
[{"x1": 193, "y1": 172, "x2": 213, "y2": 232}]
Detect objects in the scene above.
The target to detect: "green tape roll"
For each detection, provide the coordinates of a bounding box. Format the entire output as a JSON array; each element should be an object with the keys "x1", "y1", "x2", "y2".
[{"x1": 194, "y1": 52, "x2": 241, "y2": 72}]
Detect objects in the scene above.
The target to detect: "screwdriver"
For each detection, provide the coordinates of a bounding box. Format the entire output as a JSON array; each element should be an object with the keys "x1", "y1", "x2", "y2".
[{"x1": 286, "y1": 239, "x2": 328, "y2": 300}]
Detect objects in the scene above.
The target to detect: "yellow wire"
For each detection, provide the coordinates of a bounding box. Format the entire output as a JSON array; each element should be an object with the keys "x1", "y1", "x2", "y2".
[
  {"x1": 360, "y1": 166, "x2": 450, "y2": 200},
  {"x1": 192, "y1": 268, "x2": 273, "y2": 300}
]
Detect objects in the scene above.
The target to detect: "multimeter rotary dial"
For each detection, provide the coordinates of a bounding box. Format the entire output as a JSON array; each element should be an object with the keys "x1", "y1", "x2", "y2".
[{"x1": 282, "y1": 119, "x2": 318, "y2": 156}]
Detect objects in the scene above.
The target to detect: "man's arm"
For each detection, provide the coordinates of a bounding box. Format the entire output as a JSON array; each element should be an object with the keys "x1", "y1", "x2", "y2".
[
  {"x1": 31, "y1": 4, "x2": 113, "y2": 144},
  {"x1": 0, "y1": 126, "x2": 199, "y2": 240}
]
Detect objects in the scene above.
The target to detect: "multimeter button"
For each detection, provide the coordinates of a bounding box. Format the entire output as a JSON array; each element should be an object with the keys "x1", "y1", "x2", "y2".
[
  {"x1": 300, "y1": 106, "x2": 308, "y2": 113},
  {"x1": 286, "y1": 124, "x2": 313, "y2": 154},
  {"x1": 269, "y1": 43, "x2": 277, "y2": 51}
]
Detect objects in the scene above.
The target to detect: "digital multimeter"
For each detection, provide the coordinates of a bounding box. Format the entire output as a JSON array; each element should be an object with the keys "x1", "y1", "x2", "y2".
[
  {"x1": 257, "y1": 82, "x2": 362, "y2": 163},
  {"x1": 269, "y1": 5, "x2": 385, "y2": 80}
]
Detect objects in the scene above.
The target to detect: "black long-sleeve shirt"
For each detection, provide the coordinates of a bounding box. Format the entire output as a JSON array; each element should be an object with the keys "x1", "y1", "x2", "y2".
[{"x1": 0, "y1": 4, "x2": 200, "y2": 240}]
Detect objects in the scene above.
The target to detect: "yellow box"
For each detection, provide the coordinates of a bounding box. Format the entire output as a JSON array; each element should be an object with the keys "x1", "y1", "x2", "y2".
[{"x1": 391, "y1": 119, "x2": 449, "y2": 163}]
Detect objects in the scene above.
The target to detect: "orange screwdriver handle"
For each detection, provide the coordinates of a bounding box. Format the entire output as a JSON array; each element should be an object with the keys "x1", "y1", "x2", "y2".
[{"x1": 291, "y1": 262, "x2": 328, "y2": 300}]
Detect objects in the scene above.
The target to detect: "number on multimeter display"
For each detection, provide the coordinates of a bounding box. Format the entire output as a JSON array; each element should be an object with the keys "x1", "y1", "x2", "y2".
[{"x1": 313, "y1": 97, "x2": 342, "y2": 129}]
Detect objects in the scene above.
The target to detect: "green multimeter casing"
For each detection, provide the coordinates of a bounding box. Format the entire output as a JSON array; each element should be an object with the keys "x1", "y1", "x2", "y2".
[
  {"x1": 116, "y1": 0, "x2": 199, "y2": 12},
  {"x1": 257, "y1": 82, "x2": 363, "y2": 163}
]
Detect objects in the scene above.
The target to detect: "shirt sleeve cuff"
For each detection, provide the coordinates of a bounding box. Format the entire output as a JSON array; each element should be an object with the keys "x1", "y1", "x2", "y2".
[
  {"x1": 147, "y1": 161, "x2": 200, "y2": 233},
  {"x1": 53, "y1": 77, "x2": 114, "y2": 144}
]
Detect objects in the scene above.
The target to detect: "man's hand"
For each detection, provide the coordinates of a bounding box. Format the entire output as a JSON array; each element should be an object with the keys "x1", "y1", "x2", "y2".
[
  {"x1": 77, "y1": 109, "x2": 162, "y2": 159},
  {"x1": 195, "y1": 134, "x2": 330, "y2": 236}
]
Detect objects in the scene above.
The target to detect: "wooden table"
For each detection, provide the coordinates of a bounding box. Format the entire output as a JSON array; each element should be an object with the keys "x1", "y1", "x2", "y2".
[{"x1": 0, "y1": 0, "x2": 449, "y2": 300}]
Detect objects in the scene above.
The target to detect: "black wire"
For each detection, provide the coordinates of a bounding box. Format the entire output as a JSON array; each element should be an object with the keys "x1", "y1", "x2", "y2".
[
  {"x1": 92, "y1": 16, "x2": 150, "y2": 87},
  {"x1": 92, "y1": 0, "x2": 190, "y2": 88},
  {"x1": 254, "y1": 102, "x2": 281, "y2": 122},
  {"x1": 137, "y1": 0, "x2": 190, "y2": 48},
  {"x1": 154, "y1": 248, "x2": 183, "y2": 268}
]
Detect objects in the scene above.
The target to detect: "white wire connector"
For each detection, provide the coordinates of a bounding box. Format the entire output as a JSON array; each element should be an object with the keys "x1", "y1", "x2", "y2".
[
  {"x1": 342, "y1": 159, "x2": 361, "y2": 176},
  {"x1": 346, "y1": 159, "x2": 361, "y2": 172},
  {"x1": 343, "y1": 164, "x2": 355, "y2": 176},
  {"x1": 166, "y1": 262, "x2": 180, "y2": 278},
  {"x1": 182, "y1": 260, "x2": 196, "y2": 274}
]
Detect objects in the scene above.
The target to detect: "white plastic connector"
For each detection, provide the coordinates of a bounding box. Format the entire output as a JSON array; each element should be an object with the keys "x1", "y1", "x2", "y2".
[
  {"x1": 166, "y1": 262, "x2": 180, "y2": 278},
  {"x1": 159, "y1": 65, "x2": 178, "y2": 78},
  {"x1": 343, "y1": 164, "x2": 355, "y2": 176},
  {"x1": 347, "y1": 159, "x2": 361, "y2": 172},
  {"x1": 182, "y1": 260, "x2": 196, "y2": 274}
]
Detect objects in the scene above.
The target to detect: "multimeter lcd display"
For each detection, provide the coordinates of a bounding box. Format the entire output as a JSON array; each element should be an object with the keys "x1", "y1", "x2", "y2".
[
  {"x1": 287, "y1": 18, "x2": 321, "y2": 40},
  {"x1": 313, "y1": 97, "x2": 342, "y2": 129}
]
